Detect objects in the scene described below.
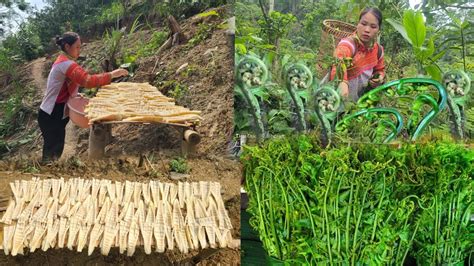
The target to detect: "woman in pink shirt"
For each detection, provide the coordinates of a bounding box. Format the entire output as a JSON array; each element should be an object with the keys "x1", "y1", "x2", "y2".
[
  {"x1": 38, "y1": 32, "x2": 128, "y2": 164},
  {"x1": 330, "y1": 7, "x2": 386, "y2": 101}
]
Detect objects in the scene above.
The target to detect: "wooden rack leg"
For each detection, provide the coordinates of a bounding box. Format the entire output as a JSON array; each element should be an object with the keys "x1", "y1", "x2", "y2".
[
  {"x1": 89, "y1": 124, "x2": 111, "y2": 159},
  {"x1": 181, "y1": 128, "x2": 201, "y2": 157}
]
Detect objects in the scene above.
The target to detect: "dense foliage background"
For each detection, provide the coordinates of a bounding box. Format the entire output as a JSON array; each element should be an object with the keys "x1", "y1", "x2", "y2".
[{"x1": 234, "y1": 0, "x2": 474, "y2": 141}]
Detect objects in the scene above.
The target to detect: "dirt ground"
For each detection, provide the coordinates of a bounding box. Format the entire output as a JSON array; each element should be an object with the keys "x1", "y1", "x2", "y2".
[{"x1": 0, "y1": 5, "x2": 240, "y2": 265}]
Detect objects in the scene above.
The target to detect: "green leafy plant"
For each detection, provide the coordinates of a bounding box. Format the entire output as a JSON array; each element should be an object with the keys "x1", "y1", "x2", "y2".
[
  {"x1": 197, "y1": 10, "x2": 219, "y2": 19},
  {"x1": 387, "y1": 10, "x2": 444, "y2": 81},
  {"x1": 103, "y1": 28, "x2": 124, "y2": 69},
  {"x1": 143, "y1": 31, "x2": 168, "y2": 55},
  {"x1": 235, "y1": 54, "x2": 269, "y2": 141},
  {"x1": 441, "y1": 11, "x2": 472, "y2": 73},
  {"x1": 188, "y1": 23, "x2": 215, "y2": 47},
  {"x1": 97, "y1": 1, "x2": 124, "y2": 28},
  {"x1": 443, "y1": 70, "x2": 471, "y2": 139},
  {"x1": 128, "y1": 15, "x2": 143, "y2": 35},
  {"x1": 283, "y1": 63, "x2": 313, "y2": 132},
  {"x1": 169, "y1": 157, "x2": 188, "y2": 174},
  {"x1": 242, "y1": 135, "x2": 474, "y2": 264},
  {"x1": 168, "y1": 82, "x2": 188, "y2": 100},
  {"x1": 0, "y1": 83, "x2": 27, "y2": 137}
]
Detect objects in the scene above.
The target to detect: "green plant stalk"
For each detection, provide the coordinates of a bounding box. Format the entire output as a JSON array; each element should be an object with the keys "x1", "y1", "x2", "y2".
[
  {"x1": 401, "y1": 218, "x2": 420, "y2": 265},
  {"x1": 336, "y1": 177, "x2": 342, "y2": 256},
  {"x1": 434, "y1": 195, "x2": 439, "y2": 265},
  {"x1": 275, "y1": 169, "x2": 290, "y2": 259},
  {"x1": 461, "y1": 26, "x2": 466, "y2": 72},
  {"x1": 458, "y1": 201, "x2": 473, "y2": 237},
  {"x1": 248, "y1": 167, "x2": 270, "y2": 252},
  {"x1": 452, "y1": 191, "x2": 461, "y2": 261},
  {"x1": 323, "y1": 166, "x2": 334, "y2": 262},
  {"x1": 288, "y1": 85, "x2": 307, "y2": 131},
  {"x1": 335, "y1": 108, "x2": 403, "y2": 143},
  {"x1": 267, "y1": 171, "x2": 282, "y2": 258},
  {"x1": 316, "y1": 108, "x2": 332, "y2": 147},
  {"x1": 396, "y1": 201, "x2": 414, "y2": 263},
  {"x1": 346, "y1": 181, "x2": 354, "y2": 258},
  {"x1": 289, "y1": 167, "x2": 316, "y2": 237},
  {"x1": 286, "y1": 177, "x2": 318, "y2": 260},
  {"x1": 239, "y1": 85, "x2": 265, "y2": 141},
  {"x1": 444, "y1": 193, "x2": 457, "y2": 260},
  {"x1": 352, "y1": 186, "x2": 369, "y2": 265},
  {"x1": 446, "y1": 95, "x2": 464, "y2": 139},
  {"x1": 285, "y1": 165, "x2": 317, "y2": 261},
  {"x1": 356, "y1": 78, "x2": 448, "y2": 140},
  {"x1": 409, "y1": 93, "x2": 441, "y2": 140},
  {"x1": 350, "y1": 180, "x2": 360, "y2": 263},
  {"x1": 371, "y1": 174, "x2": 386, "y2": 242}
]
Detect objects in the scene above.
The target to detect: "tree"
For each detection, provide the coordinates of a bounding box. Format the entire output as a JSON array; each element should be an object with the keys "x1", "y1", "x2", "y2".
[{"x1": 0, "y1": 0, "x2": 30, "y2": 37}]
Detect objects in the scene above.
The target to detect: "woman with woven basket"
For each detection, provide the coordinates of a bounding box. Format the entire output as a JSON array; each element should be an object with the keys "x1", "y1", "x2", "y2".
[{"x1": 330, "y1": 7, "x2": 385, "y2": 101}]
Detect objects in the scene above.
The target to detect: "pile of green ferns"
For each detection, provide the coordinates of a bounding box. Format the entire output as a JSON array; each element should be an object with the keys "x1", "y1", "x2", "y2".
[{"x1": 243, "y1": 135, "x2": 474, "y2": 265}]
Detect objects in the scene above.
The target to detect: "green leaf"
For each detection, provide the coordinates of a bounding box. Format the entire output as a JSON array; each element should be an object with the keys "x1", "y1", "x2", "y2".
[
  {"x1": 297, "y1": 90, "x2": 309, "y2": 101},
  {"x1": 414, "y1": 37, "x2": 434, "y2": 64},
  {"x1": 430, "y1": 50, "x2": 446, "y2": 62},
  {"x1": 257, "y1": 44, "x2": 276, "y2": 50},
  {"x1": 421, "y1": 37, "x2": 435, "y2": 60},
  {"x1": 439, "y1": 37, "x2": 460, "y2": 47},
  {"x1": 251, "y1": 87, "x2": 269, "y2": 101},
  {"x1": 281, "y1": 54, "x2": 291, "y2": 69},
  {"x1": 234, "y1": 85, "x2": 244, "y2": 98},
  {"x1": 263, "y1": 52, "x2": 275, "y2": 69},
  {"x1": 403, "y1": 10, "x2": 426, "y2": 48},
  {"x1": 424, "y1": 64, "x2": 442, "y2": 82},
  {"x1": 197, "y1": 10, "x2": 219, "y2": 18},
  {"x1": 445, "y1": 11, "x2": 462, "y2": 27},
  {"x1": 250, "y1": 35, "x2": 263, "y2": 43},
  {"x1": 235, "y1": 43, "x2": 247, "y2": 54},
  {"x1": 386, "y1": 18, "x2": 412, "y2": 45},
  {"x1": 268, "y1": 109, "x2": 279, "y2": 118}
]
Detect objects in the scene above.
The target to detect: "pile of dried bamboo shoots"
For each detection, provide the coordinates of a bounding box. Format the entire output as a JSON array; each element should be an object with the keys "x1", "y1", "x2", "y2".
[
  {"x1": 0, "y1": 178, "x2": 238, "y2": 256},
  {"x1": 85, "y1": 82, "x2": 202, "y2": 125}
]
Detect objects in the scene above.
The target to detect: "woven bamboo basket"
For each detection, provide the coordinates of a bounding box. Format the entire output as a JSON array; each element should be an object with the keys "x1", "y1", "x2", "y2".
[
  {"x1": 322, "y1": 19, "x2": 357, "y2": 43},
  {"x1": 316, "y1": 20, "x2": 357, "y2": 79}
]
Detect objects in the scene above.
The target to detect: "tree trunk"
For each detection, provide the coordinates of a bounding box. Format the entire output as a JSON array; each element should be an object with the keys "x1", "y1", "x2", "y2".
[
  {"x1": 167, "y1": 15, "x2": 187, "y2": 45},
  {"x1": 269, "y1": 0, "x2": 274, "y2": 13}
]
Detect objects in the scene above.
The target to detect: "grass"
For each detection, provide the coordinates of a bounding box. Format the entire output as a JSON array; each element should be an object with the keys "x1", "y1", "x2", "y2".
[
  {"x1": 187, "y1": 23, "x2": 215, "y2": 47},
  {"x1": 169, "y1": 82, "x2": 188, "y2": 100}
]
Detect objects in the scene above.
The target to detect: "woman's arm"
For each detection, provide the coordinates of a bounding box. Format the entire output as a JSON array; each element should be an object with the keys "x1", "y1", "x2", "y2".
[
  {"x1": 330, "y1": 39, "x2": 356, "y2": 81},
  {"x1": 65, "y1": 62, "x2": 112, "y2": 89},
  {"x1": 330, "y1": 39, "x2": 356, "y2": 97},
  {"x1": 65, "y1": 62, "x2": 128, "y2": 87}
]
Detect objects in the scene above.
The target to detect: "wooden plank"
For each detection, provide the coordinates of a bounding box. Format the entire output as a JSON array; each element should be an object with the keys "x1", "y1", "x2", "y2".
[{"x1": 95, "y1": 120, "x2": 192, "y2": 128}]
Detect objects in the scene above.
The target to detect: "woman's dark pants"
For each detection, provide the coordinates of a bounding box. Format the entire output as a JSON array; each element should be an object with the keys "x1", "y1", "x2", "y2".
[{"x1": 37, "y1": 103, "x2": 69, "y2": 163}]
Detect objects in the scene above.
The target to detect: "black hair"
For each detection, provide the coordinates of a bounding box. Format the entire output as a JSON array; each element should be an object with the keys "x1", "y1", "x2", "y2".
[
  {"x1": 55, "y1": 32, "x2": 80, "y2": 52},
  {"x1": 359, "y1": 7, "x2": 383, "y2": 28}
]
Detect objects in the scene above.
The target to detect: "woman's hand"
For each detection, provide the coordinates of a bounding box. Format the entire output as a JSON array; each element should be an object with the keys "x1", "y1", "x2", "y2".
[
  {"x1": 338, "y1": 81, "x2": 349, "y2": 98},
  {"x1": 111, "y1": 68, "x2": 129, "y2": 78},
  {"x1": 369, "y1": 74, "x2": 384, "y2": 88}
]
